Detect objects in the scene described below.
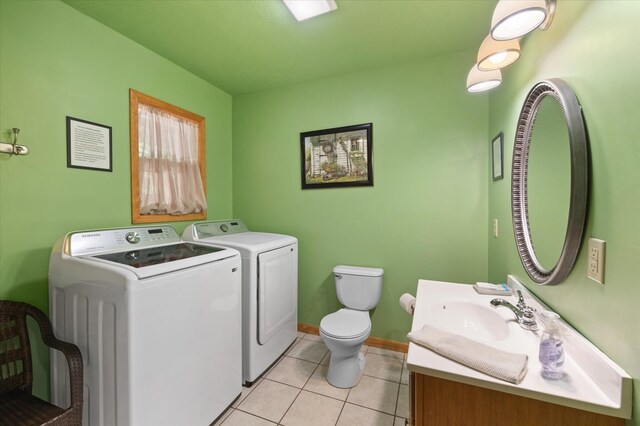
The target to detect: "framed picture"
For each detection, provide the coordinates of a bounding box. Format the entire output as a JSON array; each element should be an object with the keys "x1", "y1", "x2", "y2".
[
  {"x1": 67, "y1": 116, "x2": 113, "y2": 172},
  {"x1": 300, "y1": 123, "x2": 373, "y2": 189},
  {"x1": 492, "y1": 132, "x2": 504, "y2": 181}
]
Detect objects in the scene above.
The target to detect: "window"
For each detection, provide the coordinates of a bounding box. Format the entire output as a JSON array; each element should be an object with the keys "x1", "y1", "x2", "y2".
[{"x1": 129, "y1": 89, "x2": 207, "y2": 223}]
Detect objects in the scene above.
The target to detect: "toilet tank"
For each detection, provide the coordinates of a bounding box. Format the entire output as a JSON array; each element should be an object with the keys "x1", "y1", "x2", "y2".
[{"x1": 334, "y1": 265, "x2": 383, "y2": 311}]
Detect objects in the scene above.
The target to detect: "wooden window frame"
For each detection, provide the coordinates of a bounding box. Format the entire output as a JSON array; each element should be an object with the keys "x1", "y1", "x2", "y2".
[{"x1": 129, "y1": 89, "x2": 207, "y2": 224}]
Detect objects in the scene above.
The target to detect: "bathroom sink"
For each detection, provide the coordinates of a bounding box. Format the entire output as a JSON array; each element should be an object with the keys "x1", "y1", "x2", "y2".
[
  {"x1": 427, "y1": 300, "x2": 509, "y2": 341},
  {"x1": 406, "y1": 277, "x2": 633, "y2": 420}
]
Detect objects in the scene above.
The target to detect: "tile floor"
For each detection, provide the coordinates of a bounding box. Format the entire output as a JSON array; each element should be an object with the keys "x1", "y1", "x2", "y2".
[{"x1": 214, "y1": 332, "x2": 409, "y2": 426}]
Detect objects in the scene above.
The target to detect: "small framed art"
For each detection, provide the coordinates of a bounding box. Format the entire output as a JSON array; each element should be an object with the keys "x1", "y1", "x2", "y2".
[{"x1": 492, "y1": 132, "x2": 504, "y2": 181}]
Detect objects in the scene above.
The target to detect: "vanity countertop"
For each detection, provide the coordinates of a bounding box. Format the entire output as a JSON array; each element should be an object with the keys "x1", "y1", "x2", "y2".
[{"x1": 406, "y1": 277, "x2": 632, "y2": 419}]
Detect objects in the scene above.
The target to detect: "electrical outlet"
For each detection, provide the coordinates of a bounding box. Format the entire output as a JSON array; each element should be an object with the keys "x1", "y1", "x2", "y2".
[{"x1": 587, "y1": 238, "x2": 605, "y2": 284}]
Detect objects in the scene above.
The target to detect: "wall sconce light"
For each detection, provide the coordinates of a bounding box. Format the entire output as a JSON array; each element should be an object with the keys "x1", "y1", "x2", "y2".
[
  {"x1": 282, "y1": 0, "x2": 337, "y2": 21},
  {"x1": 467, "y1": 65, "x2": 502, "y2": 93},
  {"x1": 465, "y1": 0, "x2": 555, "y2": 93},
  {"x1": 0, "y1": 128, "x2": 29, "y2": 156},
  {"x1": 490, "y1": 0, "x2": 556, "y2": 41},
  {"x1": 477, "y1": 35, "x2": 520, "y2": 70}
]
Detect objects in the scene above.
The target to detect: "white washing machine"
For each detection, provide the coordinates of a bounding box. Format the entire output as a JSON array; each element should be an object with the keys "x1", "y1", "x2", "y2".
[
  {"x1": 182, "y1": 220, "x2": 297, "y2": 385},
  {"x1": 48, "y1": 225, "x2": 242, "y2": 426}
]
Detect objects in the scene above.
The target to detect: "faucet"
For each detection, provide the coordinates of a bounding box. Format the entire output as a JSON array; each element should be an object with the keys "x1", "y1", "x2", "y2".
[
  {"x1": 490, "y1": 290, "x2": 538, "y2": 331},
  {"x1": 514, "y1": 289, "x2": 531, "y2": 312}
]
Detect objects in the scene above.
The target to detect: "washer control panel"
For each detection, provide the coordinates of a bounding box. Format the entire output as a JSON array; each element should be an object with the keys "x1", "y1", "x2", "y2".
[
  {"x1": 193, "y1": 220, "x2": 248, "y2": 238},
  {"x1": 67, "y1": 226, "x2": 181, "y2": 256}
]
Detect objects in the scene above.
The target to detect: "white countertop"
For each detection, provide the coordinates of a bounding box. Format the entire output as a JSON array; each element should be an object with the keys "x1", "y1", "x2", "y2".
[{"x1": 406, "y1": 277, "x2": 632, "y2": 419}]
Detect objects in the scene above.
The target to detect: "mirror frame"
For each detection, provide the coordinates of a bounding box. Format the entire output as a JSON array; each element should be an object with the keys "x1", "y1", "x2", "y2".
[
  {"x1": 129, "y1": 89, "x2": 207, "y2": 224},
  {"x1": 511, "y1": 79, "x2": 588, "y2": 285}
]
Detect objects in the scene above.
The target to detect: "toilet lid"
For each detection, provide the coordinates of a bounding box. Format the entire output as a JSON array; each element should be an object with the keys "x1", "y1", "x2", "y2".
[{"x1": 320, "y1": 309, "x2": 370, "y2": 339}]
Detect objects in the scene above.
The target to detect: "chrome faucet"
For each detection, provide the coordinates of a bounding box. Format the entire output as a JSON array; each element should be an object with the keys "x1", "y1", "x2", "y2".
[
  {"x1": 490, "y1": 290, "x2": 538, "y2": 331},
  {"x1": 515, "y1": 290, "x2": 531, "y2": 312}
]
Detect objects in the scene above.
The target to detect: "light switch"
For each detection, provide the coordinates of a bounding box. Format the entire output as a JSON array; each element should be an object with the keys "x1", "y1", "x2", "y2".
[
  {"x1": 493, "y1": 218, "x2": 499, "y2": 238},
  {"x1": 587, "y1": 238, "x2": 605, "y2": 284}
]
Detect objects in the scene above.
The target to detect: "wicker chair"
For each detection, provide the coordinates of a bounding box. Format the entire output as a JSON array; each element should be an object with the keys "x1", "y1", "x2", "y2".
[{"x1": 0, "y1": 300, "x2": 83, "y2": 425}]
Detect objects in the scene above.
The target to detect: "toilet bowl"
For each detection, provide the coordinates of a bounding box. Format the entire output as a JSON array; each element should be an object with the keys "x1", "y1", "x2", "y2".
[
  {"x1": 319, "y1": 265, "x2": 383, "y2": 388},
  {"x1": 320, "y1": 309, "x2": 371, "y2": 388}
]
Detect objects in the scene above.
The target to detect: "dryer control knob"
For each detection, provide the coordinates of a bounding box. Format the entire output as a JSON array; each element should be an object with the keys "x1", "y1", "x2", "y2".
[
  {"x1": 125, "y1": 232, "x2": 140, "y2": 244},
  {"x1": 220, "y1": 224, "x2": 229, "y2": 233}
]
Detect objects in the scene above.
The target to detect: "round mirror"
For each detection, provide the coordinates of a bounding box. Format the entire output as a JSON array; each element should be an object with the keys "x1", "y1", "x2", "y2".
[
  {"x1": 527, "y1": 96, "x2": 571, "y2": 271},
  {"x1": 511, "y1": 79, "x2": 588, "y2": 285}
]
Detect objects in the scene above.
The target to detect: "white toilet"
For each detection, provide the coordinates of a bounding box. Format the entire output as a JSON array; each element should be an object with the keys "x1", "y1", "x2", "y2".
[{"x1": 319, "y1": 265, "x2": 383, "y2": 388}]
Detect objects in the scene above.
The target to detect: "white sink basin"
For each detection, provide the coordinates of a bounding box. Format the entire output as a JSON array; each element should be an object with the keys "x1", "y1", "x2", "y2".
[
  {"x1": 406, "y1": 277, "x2": 632, "y2": 420},
  {"x1": 427, "y1": 300, "x2": 509, "y2": 341}
]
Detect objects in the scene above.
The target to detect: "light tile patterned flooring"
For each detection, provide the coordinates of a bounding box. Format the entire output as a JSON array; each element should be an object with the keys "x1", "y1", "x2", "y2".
[{"x1": 214, "y1": 332, "x2": 409, "y2": 426}]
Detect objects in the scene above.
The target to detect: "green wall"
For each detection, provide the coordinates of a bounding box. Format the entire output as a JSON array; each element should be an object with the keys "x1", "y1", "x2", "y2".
[
  {"x1": 233, "y1": 52, "x2": 489, "y2": 342},
  {"x1": 5, "y1": 0, "x2": 636, "y2": 422},
  {"x1": 0, "y1": 0, "x2": 233, "y2": 398},
  {"x1": 487, "y1": 1, "x2": 640, "y2": 424}
]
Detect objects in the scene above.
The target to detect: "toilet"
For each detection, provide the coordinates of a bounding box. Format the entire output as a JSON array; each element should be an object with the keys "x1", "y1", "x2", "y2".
[{"x1": 319, "y1": 265, "x2": 383, "y2": 388}]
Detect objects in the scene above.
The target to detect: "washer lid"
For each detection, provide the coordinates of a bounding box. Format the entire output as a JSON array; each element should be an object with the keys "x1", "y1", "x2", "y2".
[
  {"x1": 320, "y1": 309, "x2": 370, "y2": 339},
  {"x1": 92, "y1": 243, "x2": 222, "y2": 268},
  {"x1": 84, "y1": 243, "x2": 238, "y2": 279}
]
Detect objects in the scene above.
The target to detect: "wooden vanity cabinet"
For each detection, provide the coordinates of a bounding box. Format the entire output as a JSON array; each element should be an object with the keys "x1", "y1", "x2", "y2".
[{"x1": 409, "y1": 372, "x2": 624, "y2": 426}]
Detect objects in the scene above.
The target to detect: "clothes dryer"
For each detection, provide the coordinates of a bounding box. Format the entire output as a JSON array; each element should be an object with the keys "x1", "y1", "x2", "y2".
[
  {"x1": 49, "y1": 225, "x2": 241, "y2": 426},
  {"x1": 182, "y1": 220, "x2": 297, "y2": 385}
]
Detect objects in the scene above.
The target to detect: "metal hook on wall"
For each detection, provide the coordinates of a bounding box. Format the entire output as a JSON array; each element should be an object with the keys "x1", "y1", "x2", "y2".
[{"x1": 0, "y1": 128, "x2": 30, "y2": 156}]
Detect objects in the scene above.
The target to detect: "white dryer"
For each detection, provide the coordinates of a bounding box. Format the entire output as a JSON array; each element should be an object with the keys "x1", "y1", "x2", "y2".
[
  {"x1": 182, "y1": 220, "x2": 297, "y2": 385},
  {"x1": 48, "y1": 225, "x2": 242, "y2": 426}
]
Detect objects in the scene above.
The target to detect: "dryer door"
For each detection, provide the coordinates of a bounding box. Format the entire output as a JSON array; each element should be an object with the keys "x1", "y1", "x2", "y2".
[{"x1": 257, "y1": 244, "x2": 297, "y2": 345}]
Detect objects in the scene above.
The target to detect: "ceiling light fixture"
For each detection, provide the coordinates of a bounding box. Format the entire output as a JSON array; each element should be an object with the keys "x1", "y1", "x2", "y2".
[
  {"x1": 490, "y1": 0, "x2": 556, "y2": 41},
  {"x1": 467, "y1": 65, "x2": 502, "y2": 93},
  {"x1": 282, "y1": 0, "x2": 337, "y2": 21},
  {"x1": 477, "y1": 35, "x2": 521, "y2": 71}
]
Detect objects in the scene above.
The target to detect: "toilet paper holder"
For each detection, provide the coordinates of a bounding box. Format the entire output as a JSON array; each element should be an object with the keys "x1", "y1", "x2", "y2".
[{"x1": 399, "y1": 293, "x2": 416, "y2": 315}]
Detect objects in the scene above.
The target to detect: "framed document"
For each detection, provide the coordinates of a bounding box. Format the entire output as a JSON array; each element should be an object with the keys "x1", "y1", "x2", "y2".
[{"x1": 67, "y1": 116, "x2": 112, "y2": 172}]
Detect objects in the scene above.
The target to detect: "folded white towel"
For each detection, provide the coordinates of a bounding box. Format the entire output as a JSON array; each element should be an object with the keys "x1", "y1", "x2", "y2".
[{"x1": 407, "y1": 324, "x2": 528, "y2": 384}]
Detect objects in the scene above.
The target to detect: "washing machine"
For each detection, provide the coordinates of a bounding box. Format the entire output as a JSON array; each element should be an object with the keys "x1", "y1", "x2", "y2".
[
  {"x1": 182, "y1": 220, "x2": 297, "y2": 385},
  {"x1": 48, "y1": 225, "x2": 242, "y2": 426}
]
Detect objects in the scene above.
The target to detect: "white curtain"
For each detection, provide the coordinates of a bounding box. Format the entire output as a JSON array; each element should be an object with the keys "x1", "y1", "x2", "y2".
[{"x1": 138, "y1": 104, "x2": 207, "y2": 215}]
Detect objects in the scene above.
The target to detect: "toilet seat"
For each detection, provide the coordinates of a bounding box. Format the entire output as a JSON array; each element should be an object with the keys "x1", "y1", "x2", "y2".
[{"x1": 320, "y1": 309, "x2": 370, "y2": 339}]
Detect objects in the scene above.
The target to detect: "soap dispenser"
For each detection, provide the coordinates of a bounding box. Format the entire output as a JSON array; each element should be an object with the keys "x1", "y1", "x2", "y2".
[{"x1": 538, "y1": 311, "x2": 564, "y2": 380}]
